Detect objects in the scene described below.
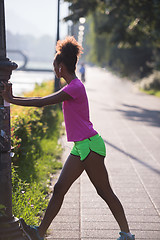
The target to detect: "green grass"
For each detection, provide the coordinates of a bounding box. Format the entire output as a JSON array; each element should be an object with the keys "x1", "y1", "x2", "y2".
[
  {"x1": 140, "y1": 88, "x2": 160, "y2": 97},
  {"x1": 35, "y1": 137, "x2": 62, "y2": 187},
  {"x1": 12, "y1": 166, "x2": 48, "y2": 225}
]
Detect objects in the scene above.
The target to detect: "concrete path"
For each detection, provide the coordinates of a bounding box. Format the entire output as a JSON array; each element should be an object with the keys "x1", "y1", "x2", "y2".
[{"x1": 47, "y1": 66, "x2": 160, "y2": 240}]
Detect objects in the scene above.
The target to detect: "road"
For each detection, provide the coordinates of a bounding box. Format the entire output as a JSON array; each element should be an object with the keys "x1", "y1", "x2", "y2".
[{"x1": 46, "y1": 66, "x2": 160, "y2": 240}]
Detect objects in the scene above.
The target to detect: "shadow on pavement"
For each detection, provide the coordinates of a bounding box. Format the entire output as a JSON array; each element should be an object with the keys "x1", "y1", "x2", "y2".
[
  {"x1": 117, "y1": 104, "x2": 160, "y2": 127},
  {"x1": 103, "y1": 139, "x2": 160, "y2": 175}
]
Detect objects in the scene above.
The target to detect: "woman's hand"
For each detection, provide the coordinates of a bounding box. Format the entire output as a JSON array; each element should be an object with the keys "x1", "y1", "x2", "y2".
[{"x1": 1, "y1": 82, "x2": 13, "y2": 103}]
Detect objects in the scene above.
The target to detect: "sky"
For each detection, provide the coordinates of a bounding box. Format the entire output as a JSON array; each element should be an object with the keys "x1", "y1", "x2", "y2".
[{"x1": 5, "y1": 0, "x2": 69, "y2": 38}]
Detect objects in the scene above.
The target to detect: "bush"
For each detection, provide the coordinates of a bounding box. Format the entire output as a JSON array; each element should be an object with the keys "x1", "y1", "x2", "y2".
[
  {"x1": 11, "y1": 80, "x2": 63, "y2": 224},
  {"x1": 139, "y1": 71, "x2": 160, "y2": 90},
  {"x1": 11, "y1": 105, "x2": 63, "y2": 185}
]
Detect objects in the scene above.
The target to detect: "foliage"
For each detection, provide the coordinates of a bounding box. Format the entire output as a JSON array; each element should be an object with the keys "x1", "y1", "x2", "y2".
[
  {"x1": 64, "y1": 0, "x2": 105, "y2": 22},
  {"x1": 12, "y1": 165, "x2": 48, "y2": 225},
  {"x1": 65, "y1": 0, "x2": 160, "y2": 48},
  {"x1": 0, "y1": 204, "x2": 6, "y2": 217},
  {"x1": 11, "y1": 81, "x2": 63, "y2": 185},
  {"x1": 85, "y1": 13, "x2": 152, "y2": 78},
  {"x1": 138, "y1": 70, "x2": 160, "y2": 96},
  {"x1": 65, "y1": 0, "x2": 160, "y2": 78},
  {"x1": 11, "y1": 80, "x2": 63, "y2": 224},
  {"x1": 140, "y1": 88, "x2": 160, "y2": 98}
]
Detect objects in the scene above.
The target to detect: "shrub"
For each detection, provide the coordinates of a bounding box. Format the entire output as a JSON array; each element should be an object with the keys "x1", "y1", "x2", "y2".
[
  {"x1": 139, "y1": 71, "x2": 160, "y2": 90},
  {"x1": 11, "y1": 80, "x2": 63, "y2": 224}
]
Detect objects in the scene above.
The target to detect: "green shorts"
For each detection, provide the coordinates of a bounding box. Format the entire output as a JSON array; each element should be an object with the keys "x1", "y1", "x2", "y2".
[{"x1": 71, "y1": 134, "x2": 106, "y2": 161}]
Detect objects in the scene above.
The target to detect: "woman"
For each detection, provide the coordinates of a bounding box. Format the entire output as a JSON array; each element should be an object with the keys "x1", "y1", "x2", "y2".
[{"x1": 1, "y1": 36, "x2": 135, "y2": 240}]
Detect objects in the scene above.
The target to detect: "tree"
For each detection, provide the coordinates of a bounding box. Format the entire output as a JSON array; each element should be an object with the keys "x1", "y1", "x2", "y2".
[
  {"x1": 64, "y1": 0, "x2": 105, "y2": 22},
  {"x1": 64, "y1": 0, "x2": 160, "y2": 48},
  {"x1": 64, "y1": 0, "x2": 160, "y2": 78}
]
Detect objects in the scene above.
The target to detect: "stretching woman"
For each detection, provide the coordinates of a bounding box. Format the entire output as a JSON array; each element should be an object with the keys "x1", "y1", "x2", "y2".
[{"x1": 2, "y1": 36, "x2": 135, "y2": 240}]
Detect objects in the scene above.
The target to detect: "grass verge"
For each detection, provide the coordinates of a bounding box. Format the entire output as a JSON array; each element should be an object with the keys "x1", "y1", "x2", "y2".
[{"x1": 140, "y1": 88, "x2": 160, "y2": 97}]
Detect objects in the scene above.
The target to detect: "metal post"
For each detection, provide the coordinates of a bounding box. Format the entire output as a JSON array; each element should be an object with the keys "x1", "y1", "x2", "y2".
[
  {"x1": 0, "y1": 0, "x2": 26, "y2": 239},
  {"x1": 54, "y1": 0, "x2": 60, "y2": 92},
  {"x1": 56, "y1": 0, "x2": 60, "y2": 42}
]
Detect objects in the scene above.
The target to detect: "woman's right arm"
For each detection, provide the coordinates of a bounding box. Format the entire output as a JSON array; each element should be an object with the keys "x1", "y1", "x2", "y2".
[{"x1": 1, "y1": 82, "x2": 72, "y2": 107}]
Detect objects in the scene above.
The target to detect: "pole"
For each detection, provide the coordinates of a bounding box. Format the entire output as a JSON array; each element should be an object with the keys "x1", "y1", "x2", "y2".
[
  {"x1": 56, "y1": 0, "x2": 60, "y2": 42},
  {"x1": 0, "y1": 1, "x2": 26, "y2": 239},
  {"x1": 54, "y1": 0, "x2": 60, "y2": 92}
]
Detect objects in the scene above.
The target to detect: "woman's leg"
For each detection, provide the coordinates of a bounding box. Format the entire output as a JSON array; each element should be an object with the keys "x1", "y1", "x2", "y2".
[
  {"x1": 84, "y1": 151, "x2": 130, "y2": 233},
  {"x1": 38, "y1": 154, "x2": 84, "y2": 237}
]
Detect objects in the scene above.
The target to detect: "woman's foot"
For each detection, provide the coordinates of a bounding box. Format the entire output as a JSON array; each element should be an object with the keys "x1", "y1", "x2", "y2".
[
  {"x1": 117, "y1": 231, "x2": 135, "y2": 240},
  {"x1": 19, "y1": 218, "x2": 44, "y2": 240}
]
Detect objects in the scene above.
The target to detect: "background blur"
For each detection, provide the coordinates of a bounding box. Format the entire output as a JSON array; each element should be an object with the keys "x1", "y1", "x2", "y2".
[
  {"x1": 5, "y1": 0, "x2": 160, "y2": 94},
  {"x1": 5, "y1": 0, "x2": 69, "y2": 66}
]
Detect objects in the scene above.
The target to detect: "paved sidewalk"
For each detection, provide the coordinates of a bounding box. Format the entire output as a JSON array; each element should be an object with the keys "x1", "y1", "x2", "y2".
[{"x1": 47, "y1": 67, "x2": 160, "y2": 240}]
